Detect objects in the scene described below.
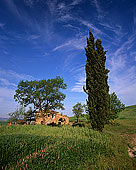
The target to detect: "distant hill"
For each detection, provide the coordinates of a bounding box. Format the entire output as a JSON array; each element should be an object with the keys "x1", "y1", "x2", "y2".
[
  {"x1": 0, "y1": 118, "x2": 8, "y2": 121},
  {"x1": 125, "y1": 105, "x2": 136, "y2": 109},
  {"x1": 118, "y1": 105, "x2": 136, "y2": 120}
]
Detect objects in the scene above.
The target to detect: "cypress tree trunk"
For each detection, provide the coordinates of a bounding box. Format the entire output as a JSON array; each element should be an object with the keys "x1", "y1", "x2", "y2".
[{"x1": 85, "y1": 29, "x2": 110, "y2": 132}]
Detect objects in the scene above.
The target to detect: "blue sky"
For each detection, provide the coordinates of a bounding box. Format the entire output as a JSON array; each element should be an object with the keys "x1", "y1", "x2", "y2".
[{"x1": 0, "y1": 0, "x2": 136, "y2": 118}]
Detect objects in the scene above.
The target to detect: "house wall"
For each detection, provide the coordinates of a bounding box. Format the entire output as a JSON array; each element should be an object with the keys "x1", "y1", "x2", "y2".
[{"x1": 35, "y1": 111, "x2": 69, "y2": 125}]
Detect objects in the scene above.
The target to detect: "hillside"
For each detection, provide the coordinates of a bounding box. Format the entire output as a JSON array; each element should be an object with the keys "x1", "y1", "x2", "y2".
[
  {"x1": 104, "y1": 105, "x2": 136, "y2": 134},
  {"x1": 0, "y1": 105, "x2": 136, "y2": 169}
]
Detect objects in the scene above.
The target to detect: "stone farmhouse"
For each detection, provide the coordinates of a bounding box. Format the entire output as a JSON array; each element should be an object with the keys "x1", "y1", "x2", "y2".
[{"x1": 35, "y1": 110, "x2": 69, "y2": 125}]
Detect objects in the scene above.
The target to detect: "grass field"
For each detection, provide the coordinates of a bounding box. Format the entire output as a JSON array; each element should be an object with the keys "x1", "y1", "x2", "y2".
[
  {"x1": 0, "y1": 120, "x2": 8, "y2": 126},
  {"x1": 0, "y1": 105, "x2": 136, "y2": 169}
]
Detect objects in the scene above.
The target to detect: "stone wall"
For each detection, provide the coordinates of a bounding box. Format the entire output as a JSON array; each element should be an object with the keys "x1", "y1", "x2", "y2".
[{"x1": 35, "y1": 111, "x2": 69, "y2": 125}]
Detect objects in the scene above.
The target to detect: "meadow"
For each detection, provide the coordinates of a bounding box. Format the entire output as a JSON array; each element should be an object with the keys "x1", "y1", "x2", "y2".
[{"x1": 0, "y1": 105, "x2": 136, "y2": 169}]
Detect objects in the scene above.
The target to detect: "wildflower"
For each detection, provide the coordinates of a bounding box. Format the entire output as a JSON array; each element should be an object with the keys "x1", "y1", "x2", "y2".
[
  {"x1": 22, "y1": 162, "x2": 23, "y2": 165},
  {"x1": 58, "y1": 156, "x2": 60, "y2": 160},
  {"x1": 54, "y1": 161, "x2": 56, "y2": 164},
  {"x1": 26, "y1": 164, "x2": 27, "y2": 168},
  {"x1": 49, "y1": 145, "x2": 53, "y2": 149}
]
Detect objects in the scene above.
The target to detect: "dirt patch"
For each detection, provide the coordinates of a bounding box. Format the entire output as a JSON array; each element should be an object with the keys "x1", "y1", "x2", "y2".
[
  {"x1": 128, "y1": 134, "x2": 136, "y2": 158},
  {"x1": 131, "y1": 134, "x2": 136, "y2": 145},
  {"x1": 128, "y1": 146, "x2": 136, "y2": 158}
]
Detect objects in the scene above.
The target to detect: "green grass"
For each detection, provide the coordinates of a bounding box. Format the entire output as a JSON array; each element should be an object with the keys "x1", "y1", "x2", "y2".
[
  {"x1": 0, "y1": 105, "x2": 136, "y2": 169},
  {"x1": 69, "y1": 116, "x2": 87, "y2": 122},
  {"x1": 0, "y1": 120, "x2": 9, "y2": 126},
  {"x1": 0, "y1": 125, "x2": 114, "y2": 170}
]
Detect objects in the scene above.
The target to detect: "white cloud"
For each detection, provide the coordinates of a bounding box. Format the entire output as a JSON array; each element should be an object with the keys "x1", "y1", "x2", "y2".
[
  {"x1": 70, "y1": 0, "x2": 83, "y2": 6},
  {"x1": 46, "y1": 0, "x2": 83, "y2": 21},
  {"x1": 108, "y1": 33, "x2": 136, "y2": 106},
  {"x1": 71, "y1": 75, "x2": 85, "y2": 92},
  {"x1": 91, "y1": 0, "x2": 102, "y2": 17},
  {"x1": 78, "y1": 19, "x2": 102, "y2": 35},
  {"x1": 133, "y1": 9, "x2": 136, "y2": 25},
  {"x1": 0, "y1": 87, "x2": 16, "y2": 117},
  {"x1": 0, "y1": 23, "x2": 5, "y2": 29},
  {"x1": 0, "y1": 68, "x2": 33, "y2": 81},
  {"x1": 5, "y1": 0, "x2": 21, "y2": 18},
  {"x1": 27, "y1": 34, "x2": 40, "y2": 40},
  {"x1": 0, "y1": 78, "x2": 16, "y2": 87},
  {"x1": 91, "y1": 0, "x2": 106, "y2": 20},
  {"x1": 0, "y1": 88, "x2": 15, "y2": 98},
  {"x1": 0, "y1": 68, "x2": 34, "y2": 117},
  {"x1": 53, "y1": 35, "x2": 86, "y2": 51},
  {"x1": 58, "y1": 14, "x2": 72, "y2": 22},
  {"x1": 110, "y1": 55, "x2": 126, "y2": 71},
  {"x1": 24, "y1": 0, "x2": 34, "y2": 7},
  {"x1": 71, "y1": 66, "x2": 86, "y2": 93},
  {"x1": 109, "y1": 65, "x2": 136, "y2": 106},
  {"x1": 99, "y1": 22, "x2": 124, "y2": 39}
]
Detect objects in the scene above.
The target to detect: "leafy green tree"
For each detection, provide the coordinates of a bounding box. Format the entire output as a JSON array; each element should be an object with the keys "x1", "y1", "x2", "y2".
[
  {"x1": 24, "y1": 107, "x2": 35, "y2": 120},
  {"x1": 109, "y1": 92, "x2": 125, "y2": 120},
  {"x1": 14, "y1": 76, "x2": 67, "y2": 113},
  {"x1": 84, "y1": 29, "x2": 110, "y2": 132},
  {"x1": 8, "y1": 105, "x2": 25, "y2": 121},
  {"x1": 72, "y1": 102, "x2": 84, "y2": 122}
]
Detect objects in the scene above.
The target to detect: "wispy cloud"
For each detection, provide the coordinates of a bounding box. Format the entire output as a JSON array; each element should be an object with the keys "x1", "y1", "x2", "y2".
[
  {"x1": 108, "y1": 33, "x2": 136, "y2": 105},
  {"x1": 24, "y1": 0, "x2": 34, "y2": 7},
  {"x1": 27, "y1": 34, "x2": 40, "y2": 40},
  {"x1": 0, "y1": 87, "x2": 15, "y2": 99},
  {"x1": 5, "y1": 0, "x2": 21, "y2": 18},
  {"x1": 46, "y1": 0, "x2": 83, "y2": 21},
  {"x1": 70, "y1": 0, "x2": 83, "y2": 6},
  {"x1": 0, "y1": 23, "x2": 5, "y2": 29},
  {"x1": 0, "y1": 87, "x2": 17, "y2": 117},
  {"x1": 71, "y1": 66, "x2": 86, "y2": 93},
  {"x1": 109, "y1": 64, "x2": 136, "y2": 105},
  {"x1": 0, "y1": 68, "x2": 34, "y2": 117},
  {"x1": 0, "y1": 68, "x2": 33, "y2": 81},
  {"x1": 71, "y1": 73, "x2": 85, "y2": 92},
  {"x1": 53, "y1": 35, "x2": 86, "y2": 51},
  {"x1": 91, "y1": 0, "x2": 103, "y2": 19},
  {"x1": 98, "y1": 22, "x2": 124, "y2": 38},
  {"x1": 133, "y1": 9, "x2": 136, "y2": 26},
  {"x1": 78, "y1": 19, "x2": 102, "y2": 35},
  {"x1": 0, "y1": 78, "x2": 16, "y2": 87}
]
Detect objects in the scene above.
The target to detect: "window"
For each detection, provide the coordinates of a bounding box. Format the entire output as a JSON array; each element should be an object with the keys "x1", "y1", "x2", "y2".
[{"x1": 52, "y1": 114, "x2": 55, "y2": 119}]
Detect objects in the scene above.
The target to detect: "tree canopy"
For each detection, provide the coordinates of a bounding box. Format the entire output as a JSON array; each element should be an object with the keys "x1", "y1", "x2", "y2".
[
  {"x1": 8, "y1": 105, "x2": 25, "y2": 121},
  {"x1": 72, "y1": 102, "x2": 84, "y2": 122},
  {"x1": 14, "y1": 76, "x2": 67, "y2": 113},
  {"x1": 84, "y1": 29, "x2": 110, "y2": 131},
  {"x1": 109, "y1": 92, "x2": 125, "y2": 120}
]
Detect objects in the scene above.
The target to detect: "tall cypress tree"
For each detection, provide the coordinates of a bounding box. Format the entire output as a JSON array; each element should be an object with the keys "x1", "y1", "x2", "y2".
[{"x1": 84, "y1": 29, "x2": 110, "y2": 131}]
